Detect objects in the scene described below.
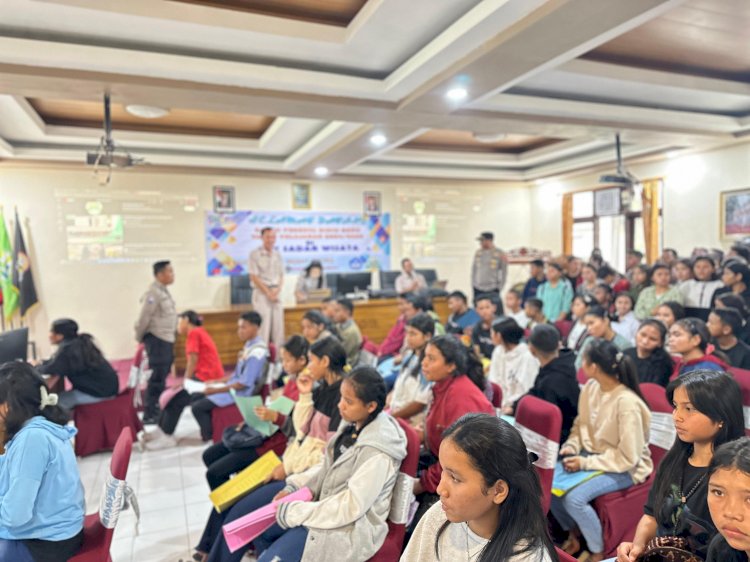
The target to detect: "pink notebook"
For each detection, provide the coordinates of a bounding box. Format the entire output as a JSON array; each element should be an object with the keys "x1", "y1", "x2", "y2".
[{"x1": 222, "y1": 487, "x2": 313, "y2": 553}]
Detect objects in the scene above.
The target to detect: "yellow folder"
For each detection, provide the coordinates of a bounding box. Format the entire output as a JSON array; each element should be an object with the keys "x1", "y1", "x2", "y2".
[{"x1": 209, "y1": 450, "x2": 282, "y2": 513}]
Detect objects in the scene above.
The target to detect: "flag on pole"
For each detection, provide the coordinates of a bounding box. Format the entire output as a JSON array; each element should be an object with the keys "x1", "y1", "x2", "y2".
[
  {"x1": 0, "y1": 208, "x2": 18, "y2": 321},
  {"x1": 13, "y1": 210, "x2": 38, "y2": 317}
]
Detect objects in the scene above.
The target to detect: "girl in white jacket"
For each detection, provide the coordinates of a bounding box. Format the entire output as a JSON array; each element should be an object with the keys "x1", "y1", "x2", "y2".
[
  {"x1": 488, "y1": 317, "x2": 539, "y2": 415},
  {"x1": 260, "y1": 366, "x2": 407, "y2": 562}
]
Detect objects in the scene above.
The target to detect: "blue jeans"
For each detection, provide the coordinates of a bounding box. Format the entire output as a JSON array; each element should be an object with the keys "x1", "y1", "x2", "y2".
[
  {"x1": 58, "y1": 389, "x2": 112, "y2": 411},
  {"x1": 206, "y1": 480, "x2": 286, "y2": 562},
  {"x1": 257, "y1": 527, "x2": 308, "y2": 562},
  {"x1": 0, "y1": 539, "x2": 35, "y2": 562},
  {"x1": 550, "y1": 471, "x2": 633, "y2": 554}
]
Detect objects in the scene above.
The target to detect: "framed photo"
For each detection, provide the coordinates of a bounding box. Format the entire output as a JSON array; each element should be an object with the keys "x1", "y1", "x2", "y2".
[
  {"x1": 721, "y1": 188, "x2": 750, "y2": 238},
  {"x1": 292, "y1": 182, "x2": 311, "y2": 209},
  {"x1": 213, "y1": 185, "x2": 235, "y2": 213},
  {"x1": 363, "y1": 191, "x2": 381, "y2": 215}
]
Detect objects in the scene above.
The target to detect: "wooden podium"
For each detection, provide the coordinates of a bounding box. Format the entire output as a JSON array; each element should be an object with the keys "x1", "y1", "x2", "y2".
[{"x1": 174, "y1": 297, "x2": 448, "y2": 370}]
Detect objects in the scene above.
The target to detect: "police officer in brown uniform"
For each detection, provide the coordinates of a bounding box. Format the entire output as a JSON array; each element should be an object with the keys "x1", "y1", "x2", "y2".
[
  {"x1": 471, "y1": 232, "x2": 508, "y2": 311},
  {"x1": 135, "y1": 260, "x2": 178, "y2": 423},
  {"x1": 248, "y1": 227, "x2": 285, "y2": 346}
]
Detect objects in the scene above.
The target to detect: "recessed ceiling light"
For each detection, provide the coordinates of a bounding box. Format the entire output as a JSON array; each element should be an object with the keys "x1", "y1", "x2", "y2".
[
  {"x1": 125, "y1": 104, "x2": 169, "y2": 119},
  {"x1": 446, "y1": 87, "x2": 468, "y2": 102},
  {"x1": 314, "y1": 166, "x2": 329, "y2": 177},
  {"x1": 370, "y1": 133, "x2": 387, "y2": 147},
  {"x1": 473, "y1": 133, "x2": 507, "y2": 143}
]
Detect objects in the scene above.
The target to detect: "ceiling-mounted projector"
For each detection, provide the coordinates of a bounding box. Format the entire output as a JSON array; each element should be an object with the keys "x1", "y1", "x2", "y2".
[{"x1": 599, "y1": 133, "x2": 638, "y2": 186}]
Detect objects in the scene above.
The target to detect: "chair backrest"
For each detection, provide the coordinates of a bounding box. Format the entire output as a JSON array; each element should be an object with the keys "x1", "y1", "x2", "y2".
[
  {"x1": 489, "y1": 381, "x2": 502, "y2": 409},
  {"x1": 230, "y1": 274, "x2": 253, "y2": 304},
  {"x1": 640, "y1": 383, "x2": 674, "y2": 468},
  {"x1": 514, "y1": 395, "x2": 562, "y2": 514},
  {"x1": 395, "y1": 417, "x2": 420, "y2": 477},
  {"x1": 110, "y1": 427, "x2": 134, "y2": 480},
  {"x1": 416, "y1": 269, "x2": 438, "y2": 286},
  {"x1": 379, "y1": 271, "x2": 401, "y2": 291},
  {"x1": 728, "y1": 367, "x2": 750, "y2": 434},
  {"x1": 576, "y1": 368, "x2": 587, "y2": 387},
  {"x1": 554, "y1": 320, "x2": 573, "y2": 342}
]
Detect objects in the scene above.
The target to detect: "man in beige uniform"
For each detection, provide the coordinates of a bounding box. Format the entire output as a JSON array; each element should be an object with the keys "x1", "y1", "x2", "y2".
[
  {"x1": 249, "y1": 227, "x2": 285, "y2": 346},
  {"x1": 134, "y1": 260, "x2": 178, "y2": 423},
  {"x1": 471, "y1": 231, "x2": 508, "y2": 312}
]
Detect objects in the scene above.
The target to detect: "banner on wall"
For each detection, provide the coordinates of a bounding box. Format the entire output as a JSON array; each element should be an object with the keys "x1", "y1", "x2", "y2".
[{"x1": 205, "y1": 211, "x2": 391, "y2": 276}]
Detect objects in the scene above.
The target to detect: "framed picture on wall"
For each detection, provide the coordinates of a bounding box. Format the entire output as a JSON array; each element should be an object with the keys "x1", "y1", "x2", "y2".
[
  {"x1": 213, "y1": 185, "x2": 235, "y2": 213},
  {"x1": 721, "y1": 187, "x2": 750, "y2": 238},
  {"x1": 292, "y1": 182, "x2": 311, "y2": 209},
  {"x1": 364, "y1": 191, "x2": 381, "y2": 215}
]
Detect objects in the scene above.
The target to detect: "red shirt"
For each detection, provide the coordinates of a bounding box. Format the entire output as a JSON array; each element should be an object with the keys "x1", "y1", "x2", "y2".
[
  {"x1": 185, "y1": 327, "x2": 224, "y2": 381},
  {"x1": 421, "y1": 375, "x2": 494, "y2": 492}
]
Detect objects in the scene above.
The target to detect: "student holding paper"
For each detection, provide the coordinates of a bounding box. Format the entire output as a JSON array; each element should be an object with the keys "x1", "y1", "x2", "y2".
[
  {"x1": 616, "y1": 371, "x2": 744, "y2": 562},
  {"x1": 196, "y1": 337, "x2": 347, "y2": 562},
  {"x1": 224, "y1": 366, "x2": 407, "y2": 562},
  {"x1": 553, "y1": 339, "x2": 653, "y2": 562}
]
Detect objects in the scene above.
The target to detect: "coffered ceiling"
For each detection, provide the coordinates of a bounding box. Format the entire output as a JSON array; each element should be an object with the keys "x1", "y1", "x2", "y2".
[{"x1": 0, "y1": 0, "x2": 748, "y2": 181}]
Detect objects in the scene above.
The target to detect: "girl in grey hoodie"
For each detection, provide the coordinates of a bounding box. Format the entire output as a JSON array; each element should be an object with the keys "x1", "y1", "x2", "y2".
[{"x1": 263, "y1": 366, "x2": 407, "y2": 562}]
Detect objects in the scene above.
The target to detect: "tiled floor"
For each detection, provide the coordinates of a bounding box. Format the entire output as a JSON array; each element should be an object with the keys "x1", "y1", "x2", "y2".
[{"x1": 77, "y1": 409, "x2": 227, "y2": 562}]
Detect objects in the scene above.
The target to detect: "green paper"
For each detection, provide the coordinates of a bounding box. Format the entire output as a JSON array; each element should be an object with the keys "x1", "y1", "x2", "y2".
[{"x1": 230, "y1": 391, "x2": 296, "y2": 437}]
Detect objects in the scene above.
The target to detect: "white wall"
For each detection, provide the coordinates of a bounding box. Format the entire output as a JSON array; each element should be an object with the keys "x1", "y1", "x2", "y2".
[
  {"x1": 529, "y1": 141, "x2": 750, "y2": 259},
  {"x1": 0, "y1": 165, "x2": 528, "y2": 359}
]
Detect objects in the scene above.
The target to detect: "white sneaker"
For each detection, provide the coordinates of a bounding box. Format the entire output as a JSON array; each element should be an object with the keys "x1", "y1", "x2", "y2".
[
  {"x1": 144, "y1": 433, "x2": 177, "y2": 451},
  {"x1": 139, "y1": 427, "x2": 164, "y2": 444}
]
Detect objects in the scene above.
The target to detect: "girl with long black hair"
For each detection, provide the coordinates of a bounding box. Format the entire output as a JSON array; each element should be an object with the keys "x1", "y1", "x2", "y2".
[
  {"x1": 401, "y1": 413, "x2": 555, "y2": 561},
  {"x1": 35, "y1": 318, "x2": 118, "y2": 411},
  {"x1": 616, "y1": 370, "x2": 745, "y2": 562},
  {"x1": 622, "y1": 319, "x2": 674, "y2": 387}
]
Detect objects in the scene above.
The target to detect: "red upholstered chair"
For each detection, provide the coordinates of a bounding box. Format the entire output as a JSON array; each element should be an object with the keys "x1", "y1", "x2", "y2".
[
  {"x1": 73, "y1": 389, "x2": 143, "y2": 457},
  {"x1": 556, "y1": 546, "x2": 578, "y2": 562},
  {"x1": 592, "y1": 385, "x2": 670, "y2": 557},
  {"x1": 514, "y1": 395, "x2": 562, "y2": 514},
  {"x1": 70, "y1": 428, "x2": 134, "y2": 562},
  {"x1": 576, "y1": 368, "x2": 587, "y2": 387},
  {"x1": 554, "y1": 320, "x2": 573, "y2": 343},
  {"x1": 368, "y1": 418, "x2": 420, "y2": 562},
  {"x1": 728, "y1": 367, "x2": 750, "y2": 436},
  {"x1": 489, "y1": 381, "x2": 502, "y2": 409}
]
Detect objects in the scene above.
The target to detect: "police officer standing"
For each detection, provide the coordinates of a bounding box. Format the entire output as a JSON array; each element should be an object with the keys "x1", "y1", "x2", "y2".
[
  {"x1": 471, "y1": 232, "x2": 508, "y2": 311},
  {"x1": 135, "y1": 260, "x2": 177, "y2": 424},
  {"x1": 249, "y1": 227, "x2": 285, "y2": 346}
]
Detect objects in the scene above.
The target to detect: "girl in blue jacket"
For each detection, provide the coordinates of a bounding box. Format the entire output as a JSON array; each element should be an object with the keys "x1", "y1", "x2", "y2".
[{"x1": 0, "y1": 362, "x2": 85, "y2": 562}]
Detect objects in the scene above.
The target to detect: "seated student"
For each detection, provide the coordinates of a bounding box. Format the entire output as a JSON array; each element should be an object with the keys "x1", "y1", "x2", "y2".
[
  {"x1": 635, "y1": 264, "x2": 684, "y2": 320},
  {"x1": 521, "y1": 258, "x2": 546, "y2": 304},
  {"x1": 578, "y1": 263, "x2": 599, "y2": 296},
  {"x1": 673, "y1": 257, "x2": 694, "y2": 287},
  {"x1": 444, "y1": 290, "x2": 480, "y2": 335},
  {"x1": 628, "y1": 264, "x2": 650, "y2": 303},
  {"x1": 713, "y1": 260, "x2": 750, "y2": 310},
  {"x1": 471, "y1": 295, "x2": 499, "y2": 361},
  {"x1": 238, "y1": 367, "x2": 406, "y2": 562},
  {"x1": 488, "y1": 317, "x2": 539, "y2": 415},
  {"x1": 300, "y1": 310, "x2": 335, "y2": 344},
  {"x1": 716, "y1": 292, "x2": 750, "y2": 345},
  {"x1": 412, "y1": 337, "x2": 494, "y2": 519},
  {"x1": 537, "y1": 262, "x2": 574, "y2": 322},
  {"x1": 567, "y1": 294, "x2": 594, "y2": 353},
  {"x1": 618, "y1": 370, "x2": 745, "y2": 562},
  {"x1": 612, "y1": 292, "x2": 639, "y2": 345},
  {"x1": 598, "y1": 264, "x2": 631, "y2": 296},
  {"x1": 504, "y1": 288, "x2": 528, "y2": 328},
  {"x1": 575, "y1": 306, "x2": 631, "y2": 369},
  {"x1": 524, "y1": 297, "x2": 548, "y2": 330},
  {"x1": 294, "y1": 260, "x2": 327, "y2": 303},
  {"x1": 35, "y1": 318, "x2": 118, "y2": 411},
  {"x1": 0, "y1": 363, "x2": 85, "y2": 562},
  {"x1": 200, "y1": 335, "x2": 307, "y2": 491},
  {"x1": 320, "y1": 297, "x2": 337, "y2": 326},
  {"x1": 706, "y1": 437, "x2": 750, "y2": 562},
  {"x1": 144, "y1": 310, "x2": 228, "y2": 450},
  {"x1": 554, "y1": 340, "x2": 653, "y2": 562},
  {"x1": 566, "y1": 256, "x2": 583, "y2": 290},
  {"x1": 593, "y1": 283, "x2": 614, "y2": 315},
  {"x1": 333, "y1": 298, "x2": 362, "y2": 367},
  {"x1": 654, "y1": 300, "x2": 686, "y2": 330},
  {"x1": 416, "y1": 295, "x2": 446, "y2": 336},
  {"x1": 669, "y1": 318, "x2": 729, "y2": 378},
  {"x1": 681, "y1": 256, "x2": 723, "y2": 321},
  {"x1": 623, "y1": 319, "x2": 674, "y2": 387},
  {"x1": 402, "y1": 414, "x2": 556, "y2": 562},
  {"x1": 388, "y1": 312, "x2": 434, "y2": 426},
  {"x1": 514, "y1": 324, "x2": 580, "y2": 443},
  {"x1": 196, "y1": 337, "x2": 347, "y2": 561},
  {"x1": 190, "y1": 312, "x2": 269, "y2": 442},
  {"x1": 708, "y1": 307, "x2": 750, "y2": 370}
]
